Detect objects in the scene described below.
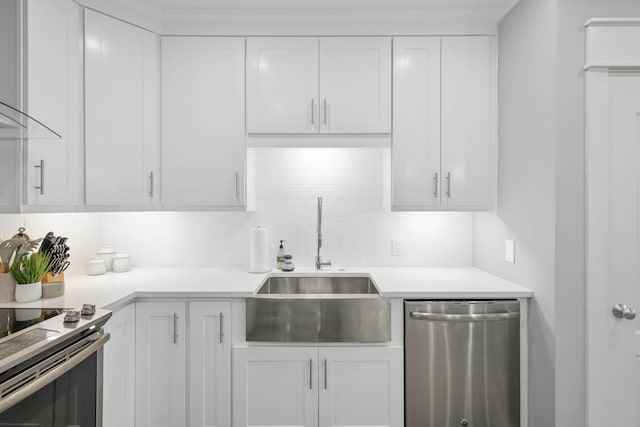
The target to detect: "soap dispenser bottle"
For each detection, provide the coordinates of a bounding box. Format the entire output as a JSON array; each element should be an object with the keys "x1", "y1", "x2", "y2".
[{"x1": 277, "y1": 240, "x2": 286, "y2": 269}]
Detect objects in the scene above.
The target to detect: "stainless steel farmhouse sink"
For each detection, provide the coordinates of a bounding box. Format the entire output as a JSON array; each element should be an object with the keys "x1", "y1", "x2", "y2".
[{"x1": 246, "y1": 276, "x2": 391, "y2": 343}]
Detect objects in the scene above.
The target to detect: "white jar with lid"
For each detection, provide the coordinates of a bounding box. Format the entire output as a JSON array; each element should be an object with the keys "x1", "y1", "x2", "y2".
[
  {"x1": 112, "y1": 252, "x2": 130, "y2": 273},
  {"x1": 96, "y1": 246, "x2": 116, "y2": 271},
  {"x1": 87, "y1": 257, "x2": 107, "y2": 276}
]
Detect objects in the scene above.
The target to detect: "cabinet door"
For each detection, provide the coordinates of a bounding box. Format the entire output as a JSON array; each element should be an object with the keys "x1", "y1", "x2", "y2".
[
  {"x1": 84, "y1": 10, "x2": 159, "y2": 206},
  {"x1": 441, "y1": 36, "x2": 495, "y2": 209},
  {"x1": 136, "y1": 302, "x2": 186, "y2": 427},
  {"x1": 103, "y1": 304, "x2": 136, "y2": 427},
  {"x1": 26, "y1": 0, "x2": 81, "y2": 206},
  {"x1": 247, "y1": 38, "x2": 318, "y2": 133},
  {"x1": 161, "y1": 37, "x2": 245, "y2": 207},
  {"x1": 189, "y1": 302, "x2": 231, "y2": 427},
  {"x1": 318, "y1": 346, "x2": 403, "y2": 427},
  {"x1": 319, "y1": 37, "x2": 391, "y2": 133},
  {"x1": 392, "y1": 37, "x2": 441, "y2": 209},
  {"x1": 234, "y1": 346, "x2": 319, "y2": 427}
]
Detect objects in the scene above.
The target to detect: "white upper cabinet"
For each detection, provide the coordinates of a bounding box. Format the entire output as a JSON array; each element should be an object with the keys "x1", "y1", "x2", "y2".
[
  {"x1": 247, "y1": 38, "x2": 319, "y2": 134},
  {"x1": 392, "y1": 37, "x2": 441, "y2": 208},
  {"x1": 26, "y1": 0, "x2": 82, "y2": 206},
  {"x1": 441, "y1": 36, "x2": 495, "y2": 209},
  {"x1": 319, "y1": 38, "x2": 391, "y2": 133},
  {"x1": 161, "y1": 37, "x2": 245, "y2": 207},
  {"x1": 392, "y1": 36, "x2": 495, "y2": 211},
  {"x1": 247, "y1": 37, "x2": 391, "y2": 134},
  {"x1": 84, "y1": 10, "x2": 160, "y2": 207}
]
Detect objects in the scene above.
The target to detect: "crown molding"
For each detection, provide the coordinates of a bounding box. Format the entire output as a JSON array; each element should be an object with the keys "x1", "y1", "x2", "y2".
[{"x1": 75, "y1": 0, "x2": 520, "y2": 35}]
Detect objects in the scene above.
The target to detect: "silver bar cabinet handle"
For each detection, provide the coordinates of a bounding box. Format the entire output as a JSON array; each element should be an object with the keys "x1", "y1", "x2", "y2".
[
  {"x1": 309, "y1": 359, "x2": 313, "y2": 390},
  {"x1": 173, "y1": 312, "x2": 179, "y2": 344},
  {"x1": 311, "y1": 99, "x2": 315, "y2": 125},
  {"x1": 219, "y1": 312, "x2": 224, "y2": 343},
  {"x1": 35, "y1": 160, "x2": 45, "y2": 195},
  {"x1": 410, "y1": 311, "x2": 520, "y2": 322},
  {"x1": 324, "y1": 358, "x2": 327, "y2": 390},
  {"x1": 235, "y1": 172, "x2": 240, "y2": 199},
  {"x1": 445, "y1": 172, "x2": 451, "y2": 198},
  {"x1": 433, "y1": 172, "x2": 438, "y2": 198},
  {"x1": 149, "y1": 171, "x2": 154, "y2": 198},
  {"x1": 323, "y1": 99, "x2": 327, "y2": 125}
]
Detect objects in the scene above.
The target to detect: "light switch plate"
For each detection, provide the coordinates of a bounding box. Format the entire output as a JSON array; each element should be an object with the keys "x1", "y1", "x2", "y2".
[
  {"x1": 392, "y1": 239, "x2": 402, "y2": 256},
  {"x1": 505, "y1": 240, "x2": 515, "y2": 263}
]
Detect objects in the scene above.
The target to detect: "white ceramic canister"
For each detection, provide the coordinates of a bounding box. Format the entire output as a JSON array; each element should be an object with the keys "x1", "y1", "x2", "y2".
[
  {"x1": 112, "y1": 252, "x2": 130, "y2": 273},
  {"x1": 87, "y1": 257, "x2": 107, "y2": 276},
  {"x1": 96, "y1": 246, "x2": 116, "y2": 271}
]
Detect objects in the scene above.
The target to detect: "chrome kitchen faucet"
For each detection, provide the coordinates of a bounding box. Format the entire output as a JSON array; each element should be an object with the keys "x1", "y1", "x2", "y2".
[{"x1": 315, "y1": 196, "x2": 332, "y2": 270}]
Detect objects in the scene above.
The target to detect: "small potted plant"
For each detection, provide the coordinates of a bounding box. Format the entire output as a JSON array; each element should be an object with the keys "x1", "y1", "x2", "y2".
[{"x1": 10, "y1": 252, "x2": 53, "y2": 303}]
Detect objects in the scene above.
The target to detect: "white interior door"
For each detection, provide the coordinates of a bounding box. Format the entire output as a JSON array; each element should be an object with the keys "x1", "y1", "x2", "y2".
[{"x1": 586, "y1": 69, "x2": 640, "y2": 426}]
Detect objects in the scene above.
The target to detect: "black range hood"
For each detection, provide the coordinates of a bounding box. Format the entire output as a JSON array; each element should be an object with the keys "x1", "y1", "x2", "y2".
[{"x1": 0, "y1": 101, "x2": 61, "y2": 140}]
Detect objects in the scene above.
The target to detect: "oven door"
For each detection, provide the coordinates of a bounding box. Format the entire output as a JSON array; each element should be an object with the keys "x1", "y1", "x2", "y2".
[{"x1": 0, "y1": 330, "x2": 109, "y2": 427}]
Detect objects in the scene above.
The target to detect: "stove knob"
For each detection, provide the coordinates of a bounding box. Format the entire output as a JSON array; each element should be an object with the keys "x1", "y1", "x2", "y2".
[
  {"x1": 64, "y1": 310, "x2": 81, "y2": 323},
  {"x1": 81, "y1": 304, "x2": 96, "y2": 316}
]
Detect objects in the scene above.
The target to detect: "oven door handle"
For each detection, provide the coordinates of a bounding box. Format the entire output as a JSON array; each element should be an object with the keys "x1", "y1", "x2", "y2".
[{"x1": 0, "y1": 331, "x2": 110, "y2": 414}]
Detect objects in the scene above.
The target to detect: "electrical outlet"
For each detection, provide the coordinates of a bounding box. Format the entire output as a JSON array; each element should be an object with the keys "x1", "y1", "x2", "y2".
[
  {"x1": 392, "y1": 239, "x2": 402, "y2": 256},
  {"x1": 505, "y1": 240, "x2": 515, "y2": 263}
]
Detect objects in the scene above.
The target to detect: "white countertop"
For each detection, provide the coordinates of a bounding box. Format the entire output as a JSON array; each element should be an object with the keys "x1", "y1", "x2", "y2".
[{"x1": 0, "y1": 266, "x2": 532, "y2": 310}]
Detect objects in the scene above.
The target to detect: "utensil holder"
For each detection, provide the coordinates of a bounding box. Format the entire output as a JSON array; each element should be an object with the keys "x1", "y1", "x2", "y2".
[{"x1": 0, "y1": 273, "x2": 16, "y2": 302}]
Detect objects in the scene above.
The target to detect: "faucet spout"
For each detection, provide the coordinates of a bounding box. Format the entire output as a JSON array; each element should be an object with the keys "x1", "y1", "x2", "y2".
[{"x1": 315, "y1": 197, "x2": 331, "y2": 270}]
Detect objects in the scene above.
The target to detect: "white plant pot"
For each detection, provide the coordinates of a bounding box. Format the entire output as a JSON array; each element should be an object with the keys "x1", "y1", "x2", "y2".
[{"x1": 15, "y1": 281, "x2": 42, "y2": 303}]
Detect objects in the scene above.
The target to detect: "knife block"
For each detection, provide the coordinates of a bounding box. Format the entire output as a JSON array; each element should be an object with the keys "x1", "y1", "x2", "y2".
[{"x1": 42, "y1": 272, "x2": 64, "y2": 284}]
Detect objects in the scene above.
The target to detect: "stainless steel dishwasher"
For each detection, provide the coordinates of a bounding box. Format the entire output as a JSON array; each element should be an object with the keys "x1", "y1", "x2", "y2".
[{"x1": 405, "y1": 300, "x2": 520, "y2": 427}]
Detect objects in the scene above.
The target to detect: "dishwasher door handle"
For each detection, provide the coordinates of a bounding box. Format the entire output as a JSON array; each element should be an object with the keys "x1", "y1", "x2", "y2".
[{"x1": 409, "y1": 311, "x2": 520, "y2": 321}]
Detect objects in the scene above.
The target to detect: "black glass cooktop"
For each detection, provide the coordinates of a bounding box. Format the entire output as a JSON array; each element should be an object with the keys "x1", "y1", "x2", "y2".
[{"x1": 0, "y1": 308, "x2": 66, "y2": 340}]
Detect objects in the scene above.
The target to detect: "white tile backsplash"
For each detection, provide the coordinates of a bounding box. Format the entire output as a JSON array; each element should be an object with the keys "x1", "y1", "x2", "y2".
[{"x1": 0, "y1": 148, "x2": 472, "y2": 274}]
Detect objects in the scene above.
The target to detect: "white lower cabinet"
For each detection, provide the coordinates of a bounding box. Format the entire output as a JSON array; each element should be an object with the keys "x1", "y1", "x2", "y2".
[
  {"x1": 135, "y1": 302, "x2": 187, "y2": 427},
  {"x1": 233, "y1": 346, "x2": 403, "y2": 427},
  {"x1": 189, "y1": 302, "x2": 232, "y2": 427},
  {"x1": 234, "y1": 347, "x2": 319, "y2": 427},
  {"x1": 133, "y1": 301, "x2": 231, "y2": 427},
  {"x1": 103, "y1": 304, "x2": 136, "y2": 427},
  {"x1": 319, "y1": 347, "x2": 404, "y2": 427}
]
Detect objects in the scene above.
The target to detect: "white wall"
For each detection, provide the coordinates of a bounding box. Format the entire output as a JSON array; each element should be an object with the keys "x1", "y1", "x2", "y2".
[
  {"x1": 472, "y1": 0, "x2": 557, "y2": 425},
  {"x1": 0, "y1": 148, "x2": 472, "y2": 274}
]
